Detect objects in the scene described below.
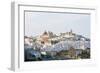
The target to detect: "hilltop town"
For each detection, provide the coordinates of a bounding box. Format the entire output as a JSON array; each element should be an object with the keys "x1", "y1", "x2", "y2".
[{"x1": 24, "y1": 30, "x2": 90, "y2": 61}]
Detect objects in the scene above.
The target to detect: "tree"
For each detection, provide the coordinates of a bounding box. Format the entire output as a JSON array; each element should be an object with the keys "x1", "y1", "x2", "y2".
[{"x1": 78, "y1": 50, "x2": 90, "y2": 59}]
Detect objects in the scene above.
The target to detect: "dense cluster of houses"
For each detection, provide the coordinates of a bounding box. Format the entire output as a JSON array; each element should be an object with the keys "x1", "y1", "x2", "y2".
[{"x1": 24, "y1": 30, "x2": 90, "y2": 61}]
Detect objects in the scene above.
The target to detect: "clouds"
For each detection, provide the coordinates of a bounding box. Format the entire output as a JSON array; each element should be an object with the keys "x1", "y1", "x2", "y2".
[{"x1": 25, "y1": 11, "x2": 90, "y2": 38}]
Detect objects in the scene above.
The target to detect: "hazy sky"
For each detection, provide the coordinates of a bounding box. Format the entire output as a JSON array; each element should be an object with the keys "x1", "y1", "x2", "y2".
[{"x1": 25, "y1": 11, "x2": 90, "y2": 38}]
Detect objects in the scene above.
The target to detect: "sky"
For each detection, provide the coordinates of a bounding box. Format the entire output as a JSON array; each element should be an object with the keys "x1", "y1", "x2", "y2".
[{"x1": 25, "y1": 11, "x2": 90, "y2": 38}]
